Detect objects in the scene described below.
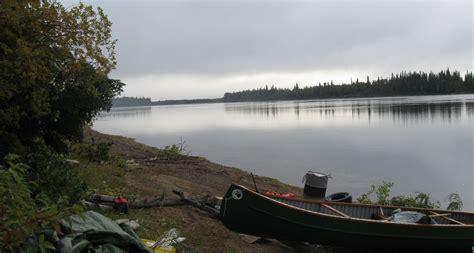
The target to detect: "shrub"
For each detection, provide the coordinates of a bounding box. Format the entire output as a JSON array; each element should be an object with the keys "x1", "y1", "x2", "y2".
[
  {"x1": 0, "y1": 154, "x2": 37, "y2": 250},
  {"x1": 356, "y1": 181, "x2": 394, "y2": 205},
  {"x1": 374, "y1": 181, "x2": 393, "y2": 205},
  {"x1": 163, "y1": 144, "x2": 181, "y2": 160},
  {"x1": 68, "y1": 141, "x2": 112, "y2": 162},
  {"x1": 389, "y1": 192, "x2": 440, "y2": 209},
  {"x1": 162, "y1": 138, "x2": 190, "y2": 160},
  {"x1": 0, "y1": 154, "x2": 82, "y2": 252},
  {"x1": 446, "y1": 193, "x2": 463, "y2": 211},
  {"x1": 26, "y1": 145, "x2": 87, "y2": 205},
  {"x1": 356, "y1": 181, "x2": 459, "y2": 210},
  {"x1": 93, "y1": 143, "x2": 113, "y2": 162}
]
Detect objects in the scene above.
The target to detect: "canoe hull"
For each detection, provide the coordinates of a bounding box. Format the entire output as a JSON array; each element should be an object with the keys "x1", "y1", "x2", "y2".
[{"x1": 220, "y1": 184, "x2": 474, "y2": 249}]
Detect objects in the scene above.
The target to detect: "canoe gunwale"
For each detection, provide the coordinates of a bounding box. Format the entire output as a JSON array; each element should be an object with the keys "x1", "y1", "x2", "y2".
[
  {"x1": 248, "y1": 204, "x2": 472, "y2": 240},
  {"x1": 231, "y1": 183, "x2": 474, "y2": 228}
]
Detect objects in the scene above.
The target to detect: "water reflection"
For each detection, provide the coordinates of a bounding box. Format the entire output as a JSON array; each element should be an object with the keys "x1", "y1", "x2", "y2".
[
  {"x1": 94, "y1": 95, "x2": 474, "y2": 210},
  {"x1": 224, "y1": 98, "x2": 474, "y2": 123},
  {"x1": 98, "y1": 106, "x2": 151, "y2": 119},
  {"x1": 466, "y1": 102, "x2": 474, "y2": 117}
]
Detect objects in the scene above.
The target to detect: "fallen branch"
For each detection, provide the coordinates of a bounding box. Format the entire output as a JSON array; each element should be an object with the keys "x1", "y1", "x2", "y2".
[
  {"x1": 88, "y1": 193, "x2": 213, "y2": 209},
  {"x1": 83, "y1": 201, "x2": 114, "y2": 211},
  {"x1": 129, "y1": 198, "x2": 190, "y2": 209},
  {"x1": 172, "y1": 190, "x2": 220, "y2": 218}
]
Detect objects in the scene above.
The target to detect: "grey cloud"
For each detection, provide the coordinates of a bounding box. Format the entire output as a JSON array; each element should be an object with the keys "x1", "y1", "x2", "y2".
[{"x1": 83, "y1": 1, "x2": 472, "y2": 78}]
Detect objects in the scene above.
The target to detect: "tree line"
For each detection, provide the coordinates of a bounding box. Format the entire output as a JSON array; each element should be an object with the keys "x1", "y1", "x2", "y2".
[
  {"x1": 223, "y1": 69, "x2": 474, "y2": 102},
  {"x1": 112, "y1": 96, "x2": 152, "y2": 107},
  {"x1": 112, "y1": 97, "x2": 223, "y2": 107}
]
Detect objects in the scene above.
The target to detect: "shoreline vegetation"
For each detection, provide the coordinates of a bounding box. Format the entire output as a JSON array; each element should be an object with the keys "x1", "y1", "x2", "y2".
[{"x1": 112, "y1": 69, "x2": 474, "y2": 107}]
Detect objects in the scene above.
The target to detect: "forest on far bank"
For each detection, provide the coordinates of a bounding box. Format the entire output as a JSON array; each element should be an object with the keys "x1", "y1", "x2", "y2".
[
  {"x1": 223, "y1": 69, "x2": 474, "y2": 102},
  {"x1": 113, "y1": 69, "x2": 474, "y2": 107}
]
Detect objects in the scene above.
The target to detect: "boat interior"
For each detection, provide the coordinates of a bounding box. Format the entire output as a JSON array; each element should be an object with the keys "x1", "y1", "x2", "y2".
[{"x1": 266, "y1": 196, "x2": 474, "y2": 225}]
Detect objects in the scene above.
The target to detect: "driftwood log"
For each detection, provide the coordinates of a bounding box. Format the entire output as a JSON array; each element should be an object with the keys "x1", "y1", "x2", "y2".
[
  {"x1": 129, "y1": 198, "x2": 190, "y2": 208},
  {"x1": 88, "y1": 193, "x2": 191, "y2": 208},
  {"x1": 83, "y1": 201, "x2": 114, "y2": 211},
  {"x1": 172, "y1": 190, "x2": 220, "y2": 218},
  {"x1": 88, "y1": 193, "x2": 219, "y2": 211}
]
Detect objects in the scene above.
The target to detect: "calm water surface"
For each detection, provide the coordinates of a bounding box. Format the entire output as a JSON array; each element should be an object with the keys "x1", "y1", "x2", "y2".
[{"x1": 93, "y1": 95, "x2": 474, "y2": 210}]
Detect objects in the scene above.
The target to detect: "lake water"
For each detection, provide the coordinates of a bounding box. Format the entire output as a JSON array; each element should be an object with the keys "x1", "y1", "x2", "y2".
[{"x1": 93, "y1": 95, "x2": 474, "y2": 211}]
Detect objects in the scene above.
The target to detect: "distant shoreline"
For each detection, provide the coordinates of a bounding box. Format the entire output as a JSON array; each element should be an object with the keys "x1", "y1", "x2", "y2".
[
  {"x1": 113, "y1": 69, "x2": 474, "y2": 107},
  {"x1": 112, "y1": 92, "x2": 474, "y2": 108}
]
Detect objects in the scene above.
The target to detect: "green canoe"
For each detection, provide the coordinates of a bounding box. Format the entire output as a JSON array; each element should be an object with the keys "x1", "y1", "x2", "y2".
[{"x1": 220, "y1": 183, "x2": 474, "y2": 250}]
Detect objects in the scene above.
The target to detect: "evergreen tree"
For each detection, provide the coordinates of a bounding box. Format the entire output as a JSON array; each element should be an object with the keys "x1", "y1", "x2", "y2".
[{"x1": 223, "y1": 69, "x2": 473, "y2": 102}]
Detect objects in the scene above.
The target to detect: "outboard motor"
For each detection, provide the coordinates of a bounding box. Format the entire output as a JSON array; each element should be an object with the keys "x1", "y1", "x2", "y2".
[{"x1": 302, "y1": 171, "x2": 329, "y2": 200}]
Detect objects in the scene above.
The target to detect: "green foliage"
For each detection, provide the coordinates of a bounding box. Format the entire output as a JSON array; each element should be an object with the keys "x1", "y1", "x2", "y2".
[
  {"x1": 26, "y1": 145, "x2": 87, "y2": 204},
  {"x1": 76, "y1": 158, "x2": 127, "y2": 197},
  {"x1": 389, "y1": 192, "x2": 440, "y2": 209},
  {"x1": 446, "y1": 193, "x2": 463, "y2": 211},
  {"x1": 80, "y1": 143, "x2": 112, "y2": 162},
  {"x1": 67, "y1": 139, "x2": 113, "y2": 162},
  {"x1": 95, "y1": 143, "x2": 113, "y2": 162},
  {"x1": 374, "y1": 181, "x2": 393, "y2": 205},
  {"x1": 357, "y1": 181, "x2": 462, "y2": 210},
  {"x1": 0, "y1": 154, "x2": 36, "y2": 249},
  {"x1": 0, "y1": 0, "x2": 124, "y2": 157},
  {"x1": 0, "y1": 1, "x2": 120, "y2": 250},
  {"x1": 37, "y1": 234, "x2": 56, "y2": 253},
  {"x1": 163, "y1": 144, "x2": 181, "y2": 160},
  {"x1": 113, "y1": 158, "x2": 128, "y2": 170},
  {"x1": 355, "y1": 185, "x2": 375, "y2": 205},
  {"x1": 356, "y1": 182, "x2": 396, "y2": 206},
  {"x1": 0, "y1": 154, "x2": 83, "y2": 251},
  {"x1": 162, "y1": 139, "x2": 190, "y2": 160}
]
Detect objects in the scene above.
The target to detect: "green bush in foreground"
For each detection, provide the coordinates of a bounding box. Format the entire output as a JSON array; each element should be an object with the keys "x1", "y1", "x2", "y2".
[
  {"x1": 357, "y1": 181, "x2": 463, "y2": 210},
  {"x1": 26, "y1": 145, "x2": 87, "y2": 204},
  {"x1": 0, "y1": 155, "x2": 83, "y2": 252}
]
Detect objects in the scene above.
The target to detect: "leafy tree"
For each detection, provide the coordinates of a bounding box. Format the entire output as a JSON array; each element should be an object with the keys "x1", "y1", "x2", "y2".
[
  {"x1": 0, "y1": 0, "x2": 124, "y2": 157},
  {"x1": 0, "y1": 1, "x2": 122, "y2": 250}
]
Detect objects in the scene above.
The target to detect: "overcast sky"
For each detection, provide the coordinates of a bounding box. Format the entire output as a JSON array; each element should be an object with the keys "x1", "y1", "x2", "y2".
[{"x1": 73, "y1": 0, "x2": 473, "y2": 100}]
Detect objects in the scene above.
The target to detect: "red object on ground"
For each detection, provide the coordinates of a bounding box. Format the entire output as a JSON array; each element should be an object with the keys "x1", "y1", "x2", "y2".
[
  {"x1": 264, "y1": 191, "x2": 296, "y2": 199},
  {"x1": 113, "y1": 196, "x2": 129, "y2": 213},
  {"x1": 113, "y1": 196, "x2": 128, "y2": 204}
]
